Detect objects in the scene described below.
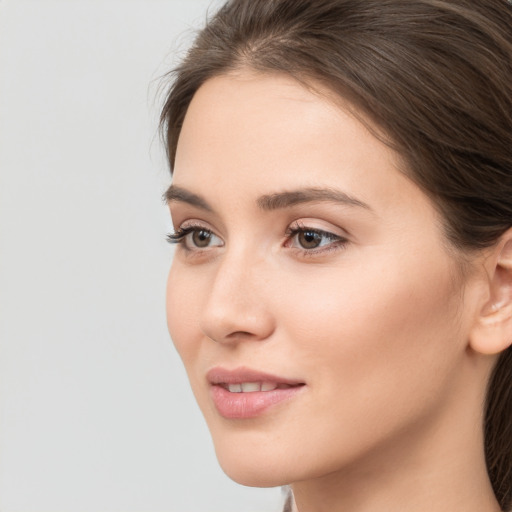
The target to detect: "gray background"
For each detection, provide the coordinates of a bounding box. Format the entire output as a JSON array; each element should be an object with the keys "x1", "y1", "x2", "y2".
[{"x1": 0, "y1": 1, "x2": 283, "y2": 510}]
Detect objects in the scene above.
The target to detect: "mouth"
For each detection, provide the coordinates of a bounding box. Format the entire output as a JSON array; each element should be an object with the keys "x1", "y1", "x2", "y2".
[
  {"x1": 219, "y1": 381, "x2": 301, "y2": 393},
  {"x1": 206, "y1": 367, "x2": 306, "y2": 419}
]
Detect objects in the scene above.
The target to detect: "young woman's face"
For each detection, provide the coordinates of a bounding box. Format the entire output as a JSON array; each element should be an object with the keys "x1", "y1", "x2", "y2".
[{"x1": 166, "y1": 72, "x2": 480, "y2": 486}]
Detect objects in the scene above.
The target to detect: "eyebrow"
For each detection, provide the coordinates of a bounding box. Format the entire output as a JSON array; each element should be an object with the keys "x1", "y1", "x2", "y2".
[
  {"x1": 257, "y1": 187, "x2": 371, "y2": 211},
  {"x1": 164, "y1": 185, "x2": 213, "y2": 212},
  {"x1": 165, "y1": 185, "x2": 372, "y2": 212}
]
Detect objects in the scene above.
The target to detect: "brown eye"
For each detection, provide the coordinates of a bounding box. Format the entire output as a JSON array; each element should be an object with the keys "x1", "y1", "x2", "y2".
[
  {"x1": 298, "y1": 230, "x2": 322, "y2": 249},
  {"x1": 192, "y1": 229, "x2": 214, "y2": 248},
  {"x1": 287, "y1": 226, "x2": 346, "y2": 253},
  {"x1": 167, "y1": 225, "x2": 223, "y2": 251}
]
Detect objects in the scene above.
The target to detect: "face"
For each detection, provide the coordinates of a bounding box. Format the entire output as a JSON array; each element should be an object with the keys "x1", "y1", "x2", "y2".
[{"x1": 166, "y1": 72, "x2": 479, "y2": 487}]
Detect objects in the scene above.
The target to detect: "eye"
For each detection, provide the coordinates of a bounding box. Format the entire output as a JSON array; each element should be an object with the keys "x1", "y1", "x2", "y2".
[
  {"x1": 167, "y1": 225, "x2": 224, "y2": 250},
  {"x1": 294, "y1": 230, "x2": 327, "y2": 249},
  {"x1": 286, "y1": 224, "x2": 347, "y2": 253},
  {"x1": 189, "y1": 228, "x2": 216, "y2": 248}
]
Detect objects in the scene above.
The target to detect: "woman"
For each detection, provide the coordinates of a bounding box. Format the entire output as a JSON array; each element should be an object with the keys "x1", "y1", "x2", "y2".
[{"x1": 160, "y1": 1, "x2": 512, "y2": 511}]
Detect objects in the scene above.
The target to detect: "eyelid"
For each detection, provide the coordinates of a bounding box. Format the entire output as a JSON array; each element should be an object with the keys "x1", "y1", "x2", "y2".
[
  {"x1": 167, "y1": 218, "x2": 349, "y2": 257},
  {"x1": 171, "y1": 219, "x2": 218, "y2": 237},
  {"x1": 287, "y1": 218, "x2": 349, "y2": 238},
  {"x1": 284, "y1": 219, "x2": 350, "y2": 256},
  {"x1": 166, "y1": 220, "x2": 224, "y2": 251}
]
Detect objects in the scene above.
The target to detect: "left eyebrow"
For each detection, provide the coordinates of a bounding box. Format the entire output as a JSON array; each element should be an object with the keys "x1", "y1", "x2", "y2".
[{"x1": 257, "y1": 187, "x2": 372, "y2": 211}]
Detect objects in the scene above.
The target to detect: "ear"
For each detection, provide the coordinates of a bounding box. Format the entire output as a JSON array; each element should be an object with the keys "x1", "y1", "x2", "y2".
[{"x1": 469, "y1": 229, "x2": 512, "y2": 355}]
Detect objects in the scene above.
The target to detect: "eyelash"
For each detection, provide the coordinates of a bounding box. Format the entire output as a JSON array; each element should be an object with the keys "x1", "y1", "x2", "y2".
[
  {"x1": 166, "y1": 224, "x2": 217, "y2": 247},
  {"x1": 166, "y1": 226, "x2": 200, "y2": 244},
  {"x1": 284, "y1": 223, "x2": 348, "y2": 256},
  {"x1": 166, "y1": 223, "x2": 348, "y2": 257}
]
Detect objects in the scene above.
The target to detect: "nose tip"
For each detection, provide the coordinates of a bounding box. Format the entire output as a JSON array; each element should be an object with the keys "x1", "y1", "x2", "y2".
[
  {"x1": 199, "y1": 260, "x2": 275, "y2": 344},
  {"x1": 202, "y1": 310, "x2": 274, "y2": 344}
]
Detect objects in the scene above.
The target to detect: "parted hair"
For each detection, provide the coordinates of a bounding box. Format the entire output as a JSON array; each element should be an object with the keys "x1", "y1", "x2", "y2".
[{"x1": 160, "y1": 1, "x2": 512, "y2": 509}]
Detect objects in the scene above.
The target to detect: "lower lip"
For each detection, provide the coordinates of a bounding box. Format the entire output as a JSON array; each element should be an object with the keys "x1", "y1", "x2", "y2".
[{"x1": 210, "y1": 385, "x2": 305, "y2": 419}]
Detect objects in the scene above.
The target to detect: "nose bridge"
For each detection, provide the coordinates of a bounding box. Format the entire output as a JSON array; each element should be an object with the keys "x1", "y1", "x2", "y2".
[{"x1": 200, "y1": 245, "x2": 274, "y2": 343}]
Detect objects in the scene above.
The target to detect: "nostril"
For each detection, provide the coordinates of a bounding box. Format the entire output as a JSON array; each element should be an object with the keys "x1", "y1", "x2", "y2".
[
  {"x1": 228, "y1": 331, "x2": 254, "y2": 338},
  {"x1": 219, "y1": 330, "x2": 261, "y2": 342}
]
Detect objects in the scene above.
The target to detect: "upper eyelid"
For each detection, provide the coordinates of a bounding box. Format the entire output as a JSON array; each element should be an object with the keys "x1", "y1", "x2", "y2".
[
  {"x1": 287, "y1": 225, "x2": 342, "y2": 238},
  {"x1": 288, "y1": 219, "x2": 350, "y2": 238},
  {"x1": 173, "y1": 218, "x2": 349, "y2": 240},
  {"x1": 175, "y1": 219, "x2": 217, "y2": 232},
  {"x1": 286, "y1": 226, "x2": 346, "y2": 246}
]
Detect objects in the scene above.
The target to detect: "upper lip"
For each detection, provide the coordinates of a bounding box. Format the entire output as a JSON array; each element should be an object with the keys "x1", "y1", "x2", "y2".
[{"x1": 206, "y1": 366, "x2": 305, "y2": 386}]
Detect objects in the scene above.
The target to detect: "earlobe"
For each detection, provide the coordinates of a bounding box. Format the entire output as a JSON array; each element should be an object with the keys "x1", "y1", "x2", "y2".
[{"x1": 469, "y1": 231, "x2": 512, "y2": 356}]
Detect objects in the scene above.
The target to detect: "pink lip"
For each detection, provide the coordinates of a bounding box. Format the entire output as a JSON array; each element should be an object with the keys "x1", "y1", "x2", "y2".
[
  {"x1": 207, "y1": 366, "x2": 304, "y2": 386},
  {"x1": 207, "y1": 366, "x2": 306, "y2": 420}
]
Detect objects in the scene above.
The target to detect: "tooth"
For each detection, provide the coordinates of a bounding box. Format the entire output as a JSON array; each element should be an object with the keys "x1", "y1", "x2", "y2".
[
  {"x1": 241, "y1": 382, "x2": 261, "y2": 392},
  {"x1": 261, "y1": 382, "x2": 278, "y2": 391},
  {"x1": 228, "y1": 383, "x2": 242, "y2": 393}
]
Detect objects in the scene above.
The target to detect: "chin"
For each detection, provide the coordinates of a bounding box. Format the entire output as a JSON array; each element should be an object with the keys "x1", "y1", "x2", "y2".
[
  {"x1": 211, "y1": 430, "x2": 301, "y2": 488},
  {"x1": 217, "y1": 454, "x2": 293, "y2": 488}
]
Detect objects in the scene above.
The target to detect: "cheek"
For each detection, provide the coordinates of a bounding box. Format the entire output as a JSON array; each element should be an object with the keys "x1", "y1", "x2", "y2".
[{"x1": 275, "y1": 251, "x2": 463, "y2": 410}]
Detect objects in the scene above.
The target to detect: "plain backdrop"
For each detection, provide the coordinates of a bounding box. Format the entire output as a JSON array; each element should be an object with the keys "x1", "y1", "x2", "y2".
[{"x1": 0, "y1": 1, "x2": 283, "y2": 510}]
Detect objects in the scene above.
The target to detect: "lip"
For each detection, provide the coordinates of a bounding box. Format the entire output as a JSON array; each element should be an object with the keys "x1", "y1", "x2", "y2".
[
  {"x1": 207, "y1": 366, "x2": 304, "y2": 386},
  {"x1": 207, "y1": 366, "x2": 306, "y2": 419}
]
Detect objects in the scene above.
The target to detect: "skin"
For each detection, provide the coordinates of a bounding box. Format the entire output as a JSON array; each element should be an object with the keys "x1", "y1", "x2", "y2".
[{"x1": 166, "y1": 71, "x2": 504, "y2": 512}]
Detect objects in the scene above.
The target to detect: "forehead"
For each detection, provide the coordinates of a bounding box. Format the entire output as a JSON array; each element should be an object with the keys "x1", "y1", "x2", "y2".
[
  {"x1": 176, "y1": 72, "x2": 342, "y2": 165},
  {"x1": 174, "y1": 72, "x2": 397, "y2": 196}
]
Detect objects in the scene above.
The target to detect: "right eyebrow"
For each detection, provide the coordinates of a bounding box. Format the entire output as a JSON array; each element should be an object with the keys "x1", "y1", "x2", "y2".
[{"x1": 164, "y1": 185, "x2": 213, "y2": 212}]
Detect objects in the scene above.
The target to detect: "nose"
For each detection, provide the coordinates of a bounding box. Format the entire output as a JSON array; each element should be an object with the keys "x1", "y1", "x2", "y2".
[{"x1": 199, "y1": 252, "x2": 276, "y2": 344}]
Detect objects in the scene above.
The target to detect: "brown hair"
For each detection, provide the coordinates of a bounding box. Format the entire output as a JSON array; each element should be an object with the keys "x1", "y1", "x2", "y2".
[{"x1": 160, "y1": 1, "x2": 512, "y2": 509}]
